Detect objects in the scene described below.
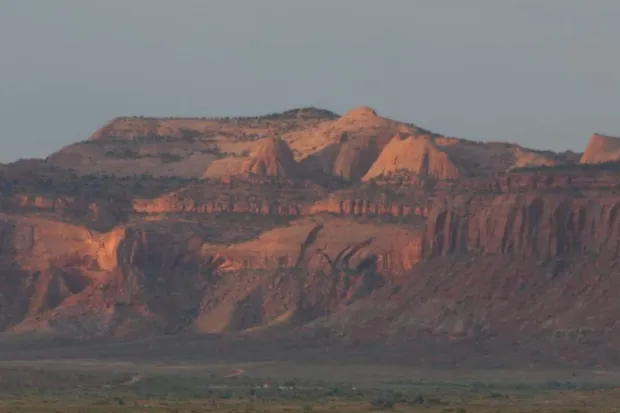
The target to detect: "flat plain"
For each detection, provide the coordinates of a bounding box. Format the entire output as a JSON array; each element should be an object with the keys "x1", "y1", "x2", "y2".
[{"x1": 2, "y1": 353, "x2": 620, "y2": 413}]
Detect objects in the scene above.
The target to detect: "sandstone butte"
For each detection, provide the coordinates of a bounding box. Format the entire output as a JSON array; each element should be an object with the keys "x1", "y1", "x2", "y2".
[{"x1": 2, "y1": 105, "x2": 620, "y2": 368}]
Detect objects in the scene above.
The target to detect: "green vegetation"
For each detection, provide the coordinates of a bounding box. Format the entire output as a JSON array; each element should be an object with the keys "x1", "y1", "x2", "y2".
[
  {"x1": 199, "y1": 147, "x2": 236, "y2": 158},
  {"x1": 104, "y1": 108, "x2": 339, "y2": 143},
  {"x1": 0, "y1": 169, "x2": 202, "y2": 199},
  {"x1": 104, "y1": 148, "x2": 140, "y2": 158},
  {"x1": 0, "y1": 362, "x2": 618, "y2": 413},
  {"x1": 159, "y1": 152, "x2": 183, "y2": 163},
  {"x1": 133, "y1": 134, "x2": 179, "y2": 143},
  {"x1": 510, "y1": 160, "x2": 620, "y2": 173},
  {"x1": 118, "y1": 107, "x2": 338, "y2": 123},
  {"x1": 104, "y1": 147, "x2": 184, "y2": 163},
  {"x1": 406, "y1": 122, "x2": 444, "y2": 140}
]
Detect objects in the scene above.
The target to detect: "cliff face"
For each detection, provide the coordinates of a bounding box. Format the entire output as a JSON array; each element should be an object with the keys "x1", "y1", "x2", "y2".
[
  {"x1": 0, "y1": 215, "x2": 125, "y2": 332},
  {"x1": 423, "y1": 192, "x2": 620, "y2": 259},
  {"x1": 129, "y1": 178, "x2": 432, "y2": 219},
  {"x1": 0, "y1": 193, "x2": 128, "y2": 231},
  {"x1": 133, "y1": 194, "x2": 429, "y2": 219},
  {"x1": 132, "y1": 195, "x2": 309, "y2": 216},
  {"x1": 0, "y1": 214, "x2": 122, "y2": 271}
]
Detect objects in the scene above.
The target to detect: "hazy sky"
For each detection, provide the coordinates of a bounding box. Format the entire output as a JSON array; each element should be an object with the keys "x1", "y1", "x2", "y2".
[{"x1": 1, "y1": 1, "x2": 619, "y2": 162}]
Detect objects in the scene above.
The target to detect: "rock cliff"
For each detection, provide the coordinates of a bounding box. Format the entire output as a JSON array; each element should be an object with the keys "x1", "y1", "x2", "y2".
[{"x1": 423, "y1": 191, "x2": 620, "y2": 260}]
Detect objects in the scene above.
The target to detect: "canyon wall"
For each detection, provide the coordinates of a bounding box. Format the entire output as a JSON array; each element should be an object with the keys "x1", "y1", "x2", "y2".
[{"x1": 423, "y1": 192, "x2": 620, "y2": 259}]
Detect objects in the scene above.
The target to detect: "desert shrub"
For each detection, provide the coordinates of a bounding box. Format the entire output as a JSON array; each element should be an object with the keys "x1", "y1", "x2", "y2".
[
  {"x1": 159, "y1": 152, "x2": 183, "y2": 163},
  {"x1": 104, "y1": 148, "x2": 139, "y2": 158},
  {"x1": 408, "y1": 395, "x2": 426, "y2": 405},
  {"x1": 511, "y1": 160, "x2": 620, "y2": 173},
  {"x1": 180, "y1": 128, "x2": 201, "y2": 141},
  {"x1": 370, "y1": 395, "x2": 395, "y2": 410}
]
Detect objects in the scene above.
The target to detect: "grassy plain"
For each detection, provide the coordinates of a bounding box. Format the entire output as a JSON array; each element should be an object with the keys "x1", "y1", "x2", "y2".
[{"x1": 1, "y1": 358, "x2": 620, "y2": 412}]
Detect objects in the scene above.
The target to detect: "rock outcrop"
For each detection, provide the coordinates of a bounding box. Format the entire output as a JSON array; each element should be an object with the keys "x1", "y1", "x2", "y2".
[
  {"x1": 285, "y1": 106, "x2": 415, "y2": 181},
  {"x1": 132, "y1": 185, "x2": 429, "y2": 220},
  {"x1": 363, "y1": 134, "x2": 462, "y2": 181},
  {"x1": 422, "y1": 192, "x2": 620, "y2": 260},
  {"x1": 580, "y1": 133, "x2": 620, "y2": 164},
  {"x1": 240, "y1": 138, "x2": 298, "y2": 178},
  {"x1": 1, "y1": 214, "x2": 421, "y2": 338},
  {"x1": 510, "y1": 147, "x2": 558, "y2": 170}
]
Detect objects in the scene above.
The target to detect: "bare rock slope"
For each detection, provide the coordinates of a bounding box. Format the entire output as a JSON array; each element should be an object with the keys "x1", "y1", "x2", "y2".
[
  {"x1": 363, "y1": 134, "x2": 462, "y2": 181},
  {"x1": 580, "y1": 133, "x2": 620, "y2": 164},
  {"x1": 240, "y1": 138, "x2": 299, "y2": 178}
]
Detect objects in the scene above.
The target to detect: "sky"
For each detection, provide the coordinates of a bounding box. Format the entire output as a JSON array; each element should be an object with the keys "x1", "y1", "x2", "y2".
[{"x1": 1, "y1": 0, "x2": 619, "y2": 162}]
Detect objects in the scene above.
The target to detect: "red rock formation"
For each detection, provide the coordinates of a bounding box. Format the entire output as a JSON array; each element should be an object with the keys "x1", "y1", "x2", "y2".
[
  {"x1": 310, "y1": 198, "x2": 428, "y2": 218},
  {"x1": 132, "y1": 192, "x2": 429, "y2": 220},
  {"x1": 10, "y1": 108, "x2": 620, "y2": 369},
  {"x1": 240, "y1": 138, "x2": 299, "y2": 178},
  {"x1": 580, "y1": 133, "x2": 620, "y2": 164},
  {"x1": 363, "y1": 134, "x2": 462, "y2": 181},
  {"x1": 423, "y1": 192, "x2": 620, "y2": 259}
]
